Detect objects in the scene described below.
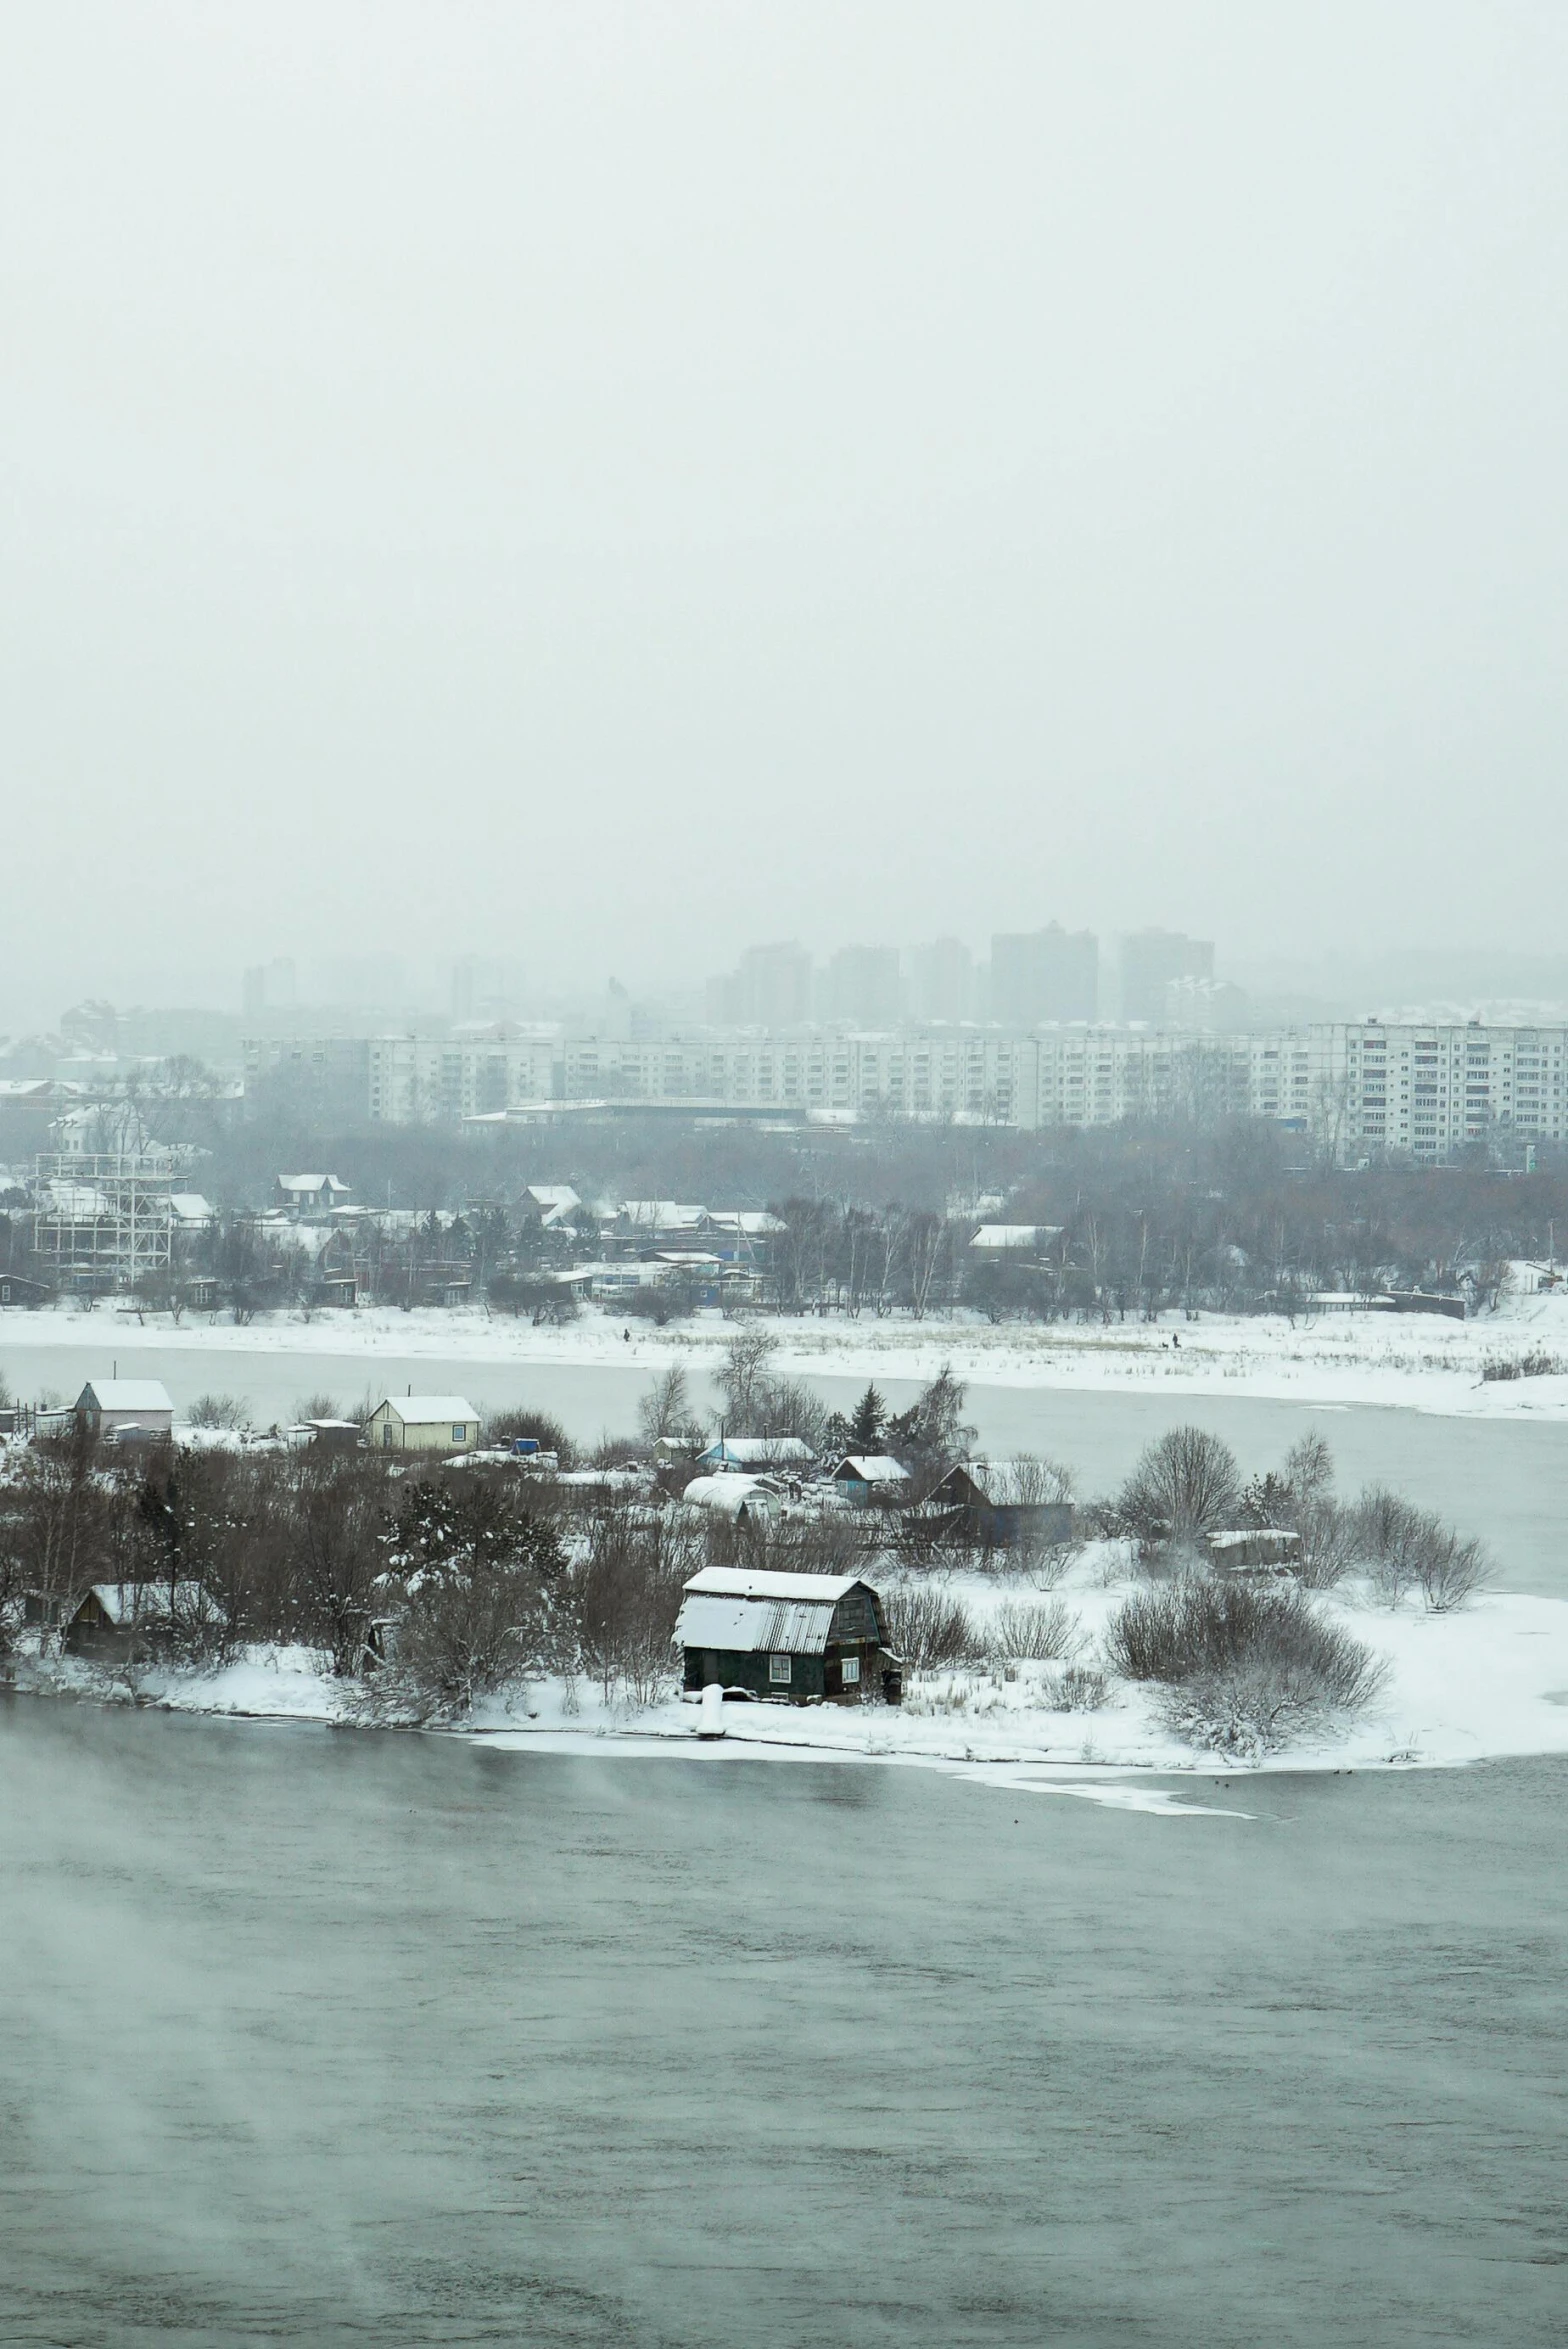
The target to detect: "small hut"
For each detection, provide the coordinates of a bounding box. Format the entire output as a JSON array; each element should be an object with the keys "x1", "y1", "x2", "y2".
[
  {"x1": 75, "y1": 1380, "x2": 174, "y2": 1442},
  {"x1": 928, "y1": 1462, "x2": 1075, "y2": 1550},
  {"x1": 63, "y1": 1581, "x2": 226, "y2": 1660},
  {"x1": 675, "y1": 1566, "x2": 900, "y2": 1704},
  {"x1": 365, "y1": 1395, "x2": 479, "y2": 1453},
  {"x1": 829, "y1": 1455, "x2": 910, "y2": 1507}
]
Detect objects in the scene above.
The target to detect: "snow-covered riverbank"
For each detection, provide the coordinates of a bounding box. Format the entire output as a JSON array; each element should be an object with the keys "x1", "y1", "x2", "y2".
[
  {"x1": 7, "y1": 1283, "x2": 1568, "y2": 1422},
  {"x1": 20, "y1": 1559, "x2": 1568, "y2": 1795}
]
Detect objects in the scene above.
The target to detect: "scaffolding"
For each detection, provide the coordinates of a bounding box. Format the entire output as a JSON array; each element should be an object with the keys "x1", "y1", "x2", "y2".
[{"x1": 32, "y1": 1151, "x2": 183, "y2": 1291}]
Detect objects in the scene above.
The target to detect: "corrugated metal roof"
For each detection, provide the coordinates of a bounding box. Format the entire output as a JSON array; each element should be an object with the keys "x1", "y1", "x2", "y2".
[{"x1": 675, "y1": 1593, "x2": 839, "y2": 1655}]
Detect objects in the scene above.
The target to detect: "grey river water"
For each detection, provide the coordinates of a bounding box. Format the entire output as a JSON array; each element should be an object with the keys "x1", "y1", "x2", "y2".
[
  {"x1": 5, "y1": 1334, "x2": 1568, "y2": 1595},
  {"x1": 2, "y1": 1703, "x2": 1566, "y2": 2348}
]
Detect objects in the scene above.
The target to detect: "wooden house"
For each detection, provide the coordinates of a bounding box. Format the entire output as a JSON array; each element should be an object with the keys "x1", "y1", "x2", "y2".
[
  {"x1": 698, "y1": 1435, "x2": 813, "y2": 1472},
  {"x1": 829, "y1": 1454, "x2": 911, "y2": 1506},
  {"x1": 1205, "y1": 1527, "x2": 1302, "y2": 1574},
  {"x1": 366, "y1": 1395, "x2": 479, "y2": 1453},
  {"x1": 63, "y1": 1580, "x2": 226, "y2": 1659},
  {"x1": 675, "y1": 1566, "x2": 901, "y2": 1704},
  {"x1": 75, "y1": 1379, "x2": 174, "y2": 1441},
  {"x1": 928, "y1": 1462, "x2": 1075, "y2": 1550}
]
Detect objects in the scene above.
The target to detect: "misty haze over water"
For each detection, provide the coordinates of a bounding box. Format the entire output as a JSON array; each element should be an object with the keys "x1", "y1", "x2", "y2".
[{"x1": 5, "y1": 1707, "x2": 1568, "y2": 2349}]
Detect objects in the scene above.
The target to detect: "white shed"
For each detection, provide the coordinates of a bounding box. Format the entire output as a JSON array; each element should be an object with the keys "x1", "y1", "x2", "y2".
[
  {"x1": 75, "y1": 1380, "x2": 175, "y2": 1439},
  {"x1": 366, "y1": 1395, "x2": 480, "y2": 1453}
]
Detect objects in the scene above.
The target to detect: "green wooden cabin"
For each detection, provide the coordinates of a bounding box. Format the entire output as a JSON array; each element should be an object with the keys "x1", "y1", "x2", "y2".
[{"x1": 676, "y1": 1567, "x2": 901, "y2": 1705}]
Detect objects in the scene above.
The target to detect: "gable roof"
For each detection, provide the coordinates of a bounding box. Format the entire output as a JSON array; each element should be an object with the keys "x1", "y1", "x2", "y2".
[
  {"x1": 376, "y1": 1394, "x2": 478, "y2": 1425},
  {"x1": 78, "y1": 1380, "x2": 174, "y2": 1414},
  {"x1": 683, "y1": 1567, "x2": 868, "y2": 1603},
  {"x1": 83, "y1": 1581, "x2": 226, "y2": 1626},
  {"x1": 832, "y1": 1455, "x2": 910, "y2": 1483},
  {"x1": 969, "y1": 1223, "x2": 1062, "y2": 1250},
  {"x1": 699, "y1": 1435, "x2": 813, "y2": 1466},
  {"x1": 675, "y1": 1566, "x2": 883, "y2": 1656}
]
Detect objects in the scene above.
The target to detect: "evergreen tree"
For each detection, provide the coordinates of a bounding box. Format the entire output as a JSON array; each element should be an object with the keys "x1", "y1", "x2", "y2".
[{"x1": 847, "y1": 1383, "x2": 887, "y2": 1451}]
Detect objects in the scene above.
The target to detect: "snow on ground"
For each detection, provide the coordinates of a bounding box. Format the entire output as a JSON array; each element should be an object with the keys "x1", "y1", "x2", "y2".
[
  {"x1": 7, "y1": 1276, "x2": 1568, "y2": 1420},
  {"x1": 20, "y1": 1550, "x2": 1568, "y2": 1797}
]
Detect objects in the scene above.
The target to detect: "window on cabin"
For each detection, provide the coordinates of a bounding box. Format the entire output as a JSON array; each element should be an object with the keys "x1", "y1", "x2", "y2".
[
  {"x1": 841, "y1": 1655, "x2": 861, "y2": 1685},
  {"x1": 453, "y1": 1424, "x2": 466, "y2": 1443},
  {"x1": 769, "y1": 1654, "x2": 792, "y2": 1684}
]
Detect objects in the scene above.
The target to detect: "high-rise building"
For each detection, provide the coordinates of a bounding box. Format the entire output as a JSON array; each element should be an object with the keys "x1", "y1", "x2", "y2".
[
  {"x1": 241, "y1": 958, "x2": 297, "y2": 1018},
  {"x1": 451, "y1": 955, "x2": 527, "y2": 1022},
  {"x1": 989, "y1": 925, "x2": 1098, "y2": 1025},
  {"x1": 826, "y1": 945, "x2": 903, "y2": 1027},
  {"x1": 905, "y1": 938, "x2": 974, "y2": 1024},
  {"x1": 1120, "y1": 929, "x2": 1214, "y2": 1023},
  {"x1": 707, "y1": 942, "x2": 814, "y2": 1026}
]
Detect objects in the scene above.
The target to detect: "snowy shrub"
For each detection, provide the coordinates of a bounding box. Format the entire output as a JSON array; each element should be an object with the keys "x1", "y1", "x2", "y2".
[
  {"x1": 988, "y1": 1597, "x2": 1082, "y2": 1662},
  {"x1": 1158, "y1": 1659, "x2": 1367, "y2": 1759},
  {"x1": 393, "y1": 1478, "x2": 570, "y2": 1717},
  {"x1": 1054, "y1": 1662, "x2": 1110, "y2": 1712},
  {"x1": 1348, "y1": 1489, "x2": 1489, "y2": 1611},
  {"x1": 1480, "y1": 1348, "x2": 1565, "y2": 1382},
  {"x1": 1117, "y1": 1427, "x2": 1241, "y2": 1548},
  {"x1": 1105, "y1": 1575, "x2": 1385, "y2": 1754},
  {"x1": 884, "y1": 1585, "x2": 983, "y2": 1670},
  {"x1": 186, "y1": 1393, "x2": 250, "y2": 1430},
  {"x1": 483, "y1": 1409, "x2": 577, "y2": 1467},
  {"x1": 572, "y1": 1505, "x2": 698, "y2": 1703}
]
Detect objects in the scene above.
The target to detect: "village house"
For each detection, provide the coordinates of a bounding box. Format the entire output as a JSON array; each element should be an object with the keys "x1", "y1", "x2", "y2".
[
  {"x1": 830, "y1": 1454, "x2": 911, "y2": 1505},
  {"x1": 928, "y1": 1461, "x2": 1075, "y2": 1550},
  {"x1": 674, "y1": 1566, "x2": 900, "y2": 1704},
  {"x1": 75, "y1": 1379, "x2": 174, "y2": 1441},
  {"x1": 276, "y1": 1173, "x2": 352, "y2": 1216},
  {"x1": 365, "y1": 1394, "x2": 480, "y2": 1453},
  {"x1": 63, "y1": 1580, "x2": 225, "y2": 1660},
  {"x1": 698, "y1": 1435, "x2": 814, "y2": 1472}
]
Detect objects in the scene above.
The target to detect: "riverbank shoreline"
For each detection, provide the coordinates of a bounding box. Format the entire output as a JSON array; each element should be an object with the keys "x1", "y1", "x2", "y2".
[
  {"x1": 15, "y1": 1571, "x2": 1568, "y2": 1790},
  {"x1": 7, "y1": 1289, "x2": 1568, "y2": 1423}
]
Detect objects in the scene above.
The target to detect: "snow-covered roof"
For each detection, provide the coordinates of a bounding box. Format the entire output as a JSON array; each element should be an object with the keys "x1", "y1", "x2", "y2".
[
  {"x1": 278, "y1": 1173, "x2": 350, "y2": 1194},
  {"x1": 617, "y1": 1199, "x2": 707, "y2": 1229},
  {"x1": 832, "y1": 1455, "x2": 910, "y2": 1483},
  {"x1": 684, "y1": 1566, "x2": 867, "y2": 1603},
  {"x1": 969, "y1": 1223, "x2": 1062, "y2": 1250},
  {"x1": 706, "y1": 1210, "x2": 786, "y2": 1236},
  {"x1": 79, "y1": 1380, "x2": 174, "y2": 1414},
  {"x1": 676, "y1": 1564, "x2": 881, "y2": 1654},
  {"x1": 169, "y1": 1193, "x2": 213, "y2": 1223},
  {"x1": 526, "y1": 1184, "x2": 580, "y2": 1211},
  {"x1": 84, "y1": 1581, "x2": 225, "y2": 1626},
  {"x1": 700, "y1": 1435, "x2": 812, "y2": 1466},
  {"x1": 679, "y1": 1475, "x2": 779, "y2": 1519},
  {"x1": 935, "y1": 1460, "x2": 1063, "y2": 1505},
  {"x1": 376, "y1": 1395, "x2": 478, "y2": 1425}
]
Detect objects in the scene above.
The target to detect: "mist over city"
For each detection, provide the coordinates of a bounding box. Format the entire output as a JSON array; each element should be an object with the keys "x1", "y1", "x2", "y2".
[{"x1": 5, "y1": 10, "x2": 1568, "y2": 2348}]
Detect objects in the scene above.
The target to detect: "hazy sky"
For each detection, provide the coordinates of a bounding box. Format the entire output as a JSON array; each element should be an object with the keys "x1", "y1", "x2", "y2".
[{"x1": 5, "y1": 3, "x2": 1568, "y2": 1018}]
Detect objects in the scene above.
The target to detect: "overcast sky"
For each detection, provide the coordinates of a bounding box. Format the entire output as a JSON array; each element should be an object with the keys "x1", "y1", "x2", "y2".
[{"x1": 5, "y1": 3, "x2": 1568, "y2": 1018}]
